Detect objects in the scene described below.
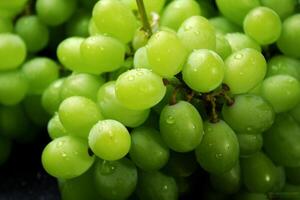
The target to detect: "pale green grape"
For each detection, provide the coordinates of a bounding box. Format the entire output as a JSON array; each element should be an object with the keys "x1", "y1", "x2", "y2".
[
  {"x1": 225, "y1": 33, "x2": 261, "y2": 52},
  {"x1": 0, "y1": 33, "x2": 26, "y2": 71},
  {"x1": 48, "y1": 114, "x2": 68, "y2": 140},
  {"x1": 42, "y1": 135, "x2": 94, "y2": 179},
  {"x1": 22, "y1": 57, "x2": 59, "y2": 95},
  {"x1": 92, "y1": 0, "x2": 137, "y2": 43},
  {"x1": 80, "y1": 35, "x2": 125, "y2": 74},
  {"x1": 88, "y1": 119, "x2": 131, "y2": 161},
  {"x1": 261, "y1": 75, "x2": 300, "y2": 113},
  {"x1": 0, "y1": 17, "x2": 13, "y2": 33},
  {"x1": 97, "y1": 81, "x2": 150, "y2": 127},
  {"x1": 183, "y1": 49, "x2": 225, "y2": 93},
  {"x1": 146, "y1": 30, "x2": 187, "y2": 78},
  {"x1": 215, "y1": 33, "x2": 232, "y2": 59},
  {"x1": 261, "y1": 0, "x2": 297, "y2": 19},
  {"x1": 161, "y1": 0, "x2": 201, "y2": 31},
  {"x1": 133, "y1": 47, "x2": 151, "y2": 69},
  {"x1": 88, "y1": 19, "x2": 101, "y2": 36},
  {"x1": 209, "y1": 16, "x2": 241, "y2": 34},
  {"x1": 244, "y1": 7, "x2": 282, "y2": 45},
  {"x1": 177, "y1": 16, "x2": 216, "y2": 52},
  {"x1": 132, "y1": 29, "x2": 148, "y2": 51},
  {"x1": 59, "y1": 96, "x2": 103, "y2": 139},
  {"x1": 223, "y1": 48, "x2": 267, "y2": 94},
  {"x1": 121, "y1": 0, "x2": 166, "y2": 15},
  {"x1": 115, "y1": 68, "x2": 166, "y2": 110},
  {"x1": 267, "y1": 55, "x2": 300, "y2": 80}
]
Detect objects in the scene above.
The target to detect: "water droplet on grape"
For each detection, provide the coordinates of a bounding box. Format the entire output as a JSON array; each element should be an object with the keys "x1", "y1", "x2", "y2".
[
  {"x1": 239, "y1": 72, "x2": 244, "y2": 76},
  {"x1": 246, "y1": 127, "x2": 252, "y2": 131},
  {"x1": 166, "y1": 116, "x2": 175, "y2": 124},
  {"x1": 57, "y1": 141, "x2": 64, "y2": 148},
  {"x1": 62, "y1": 153, "x2": 67, "y2": 158},
  {"x1": 163, "y1": 185, "x2": 168, "y2": 190},
  {"x1": 127, "y1": 75, "x2": 134, "y2": 81},
  {"x1": 215, "y1": 153, "x2": 223, "y2": 159},
  {"x1": 234, "y1": 53, "x2": 243, "y2": 59},
  {"x1": 137, "y1": 71, "x2": 144, "y2": 76}
]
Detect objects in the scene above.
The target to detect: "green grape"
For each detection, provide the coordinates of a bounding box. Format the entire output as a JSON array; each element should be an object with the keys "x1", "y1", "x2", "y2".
[
  {"x1": 42, "y1": 78, "x2": 65, "y2": 115},
  {"x1": 195, "y1": 120, "x2": 239, "y2": 174},
  {"x1": 94, "y1": 158, "x2": 138, "y2": 200},
  {"x1": 79, "y1": 0, "x2": 98, "y2": 10},
  {"x1": 61, "y1": 73, "x2": 105, "y2": 102},
  {"x1": 222, "y1": 94, "x2": 275, "y2": 133},
  {"x1": 175, "y1": 177, "x2": 190, "y2": 195},
  {"x1": 290, "y1": 102, "x2": 300, "y2": 123},
  {"x1": 216, "y1": 0, "x2": 260, "y2": 25},
  {"x1": 22, "y1": 57, "x2": 59, "y2": 95},
  {"x1": 160, "y1": 101, "x2": 203, "y2": 152},
  {"x1": 0, "y1": 136, "x2": 11, "y2": 165},
  {"x1": 177, "y1": 16, "x2": 216, "y2": 53},
  {"x1": 223, "y1": 48, "x2": 267, "y2": 94},
  {"x1": 132, "y1": 29, "x2": 148, "y2": 51},
  {"x1": 271, "y1": 166, "x2": 286, "y2": 192},
  {"x1": 15, "y1": 15, "x2": 49, "y2": 52},
  {"x1": 88, "y1": 120, "x2": 131, "y2": 161},
  {"x1": 66, "y1": 10, "x2": 90, "y2": 37},
  {"x1": 137, "y1": 170, "x2": 178, "y2": 200},
  {"x1": 0, "y1": 105, "x2": 30, "y2": 139},
  {"x1": 182, "y1": 49, "x2": 225, "y2": 93},
  {"x1": 267, "y1": 55, "x2": 300, "y2": 80},
  {"x1": 48, "y1": 114, "x2": 68, "y2": 140},
  {"x1": 163, "y1": 151, "x2": 198, "y2": 177},
  {"x1": 42, "y1": 135, "x2": 94, "y2": 179},
  {"x1": 0, "y1": 0, "x2": 28, "y2": 19},
  {"x1": 108, "y1": 57, "x2": 133, "y2": 80},
  {"x1": 133, "y1": 47, "x2": 151, "y2": 69},
  {"x1": 97, "y1": 81, "x2": 150, "y2": 128},
  {"x1": 241, "y1": 152, "x2": 277, "y2": 193},
  {"x1": 197, "y1": 0, "x2": 218, "y2": 18},
  {"x1": 92, "y1": 0, "x2": 137, "y2": 43},
  {"x1": 263, "y1": 113, "x2": 300, "y2": 167},
  {"x1": 57, "y1": 37, "x2": 85, "y2": 72},
  {"x1": 210, "y1": 162, "x2": 241, "y2": 194},
  {"x1": 236, "y1": 133, "x2": 263, "y2": 157},
  {"x1": 277, "y1": 14, "x2": 300, "y2": 58},
  {"x1": 261, "y1": 0, "x2": 297, "y2": 19},
  {"x1": 0, "y1": 70, "x2": 27, "y2": 106},
  {"x1": 59, "y1": 96, "x2": 103, "y2": 139},
  {"x1": 115, "y1": 68, "x2": 166, "y2": 110},
  {"x1": 36, "y1": 0, "x2": 77, "y2": 26},
  {"x1": 60, "y1": 166, "x2": 100, "y2": 200},
  {"x1": 283, "y1": 184, "x2": 300, "y2": 193},
  {"x1": 0, "y1": 17, "x2": 13, "y2": 33},
  {"x1": 146, "y1": 30, "x2": 187, "y2": 78},
  {"x1": 0, "y1": 33, "x2": 26, "y2": 71},
  {"x1": 261, "y1": 75, "x2": 300, "y2": 113},
  {"x1": 130, "y1": 127, "x2": 169, "y2": 171},
  {"x1": 121, "y1": 0, "x2": 166, "y2": 15},
  {"x1": 225, "y1": 33, "x2": 261, "y2": 52},
  {"x1": 215, "y1": 33, "x2": 232, "y2": 60},
  {"x1": 209, "y1": 16, "x2": 241, "y2": 34},
  {"x1": 243, "y1": 7, "x2": 281, "y2": 45},
  {"x1": 233, "y1": 192, "x2": 268, "y2": 200},
  {"x1": 80, "y1": 35, "x2": 125, "y2": 74},
  {"x1": 23, "y1": 95, "x2": 50, "y2": 126},
  {"x1": 161, "y1": 0, "x2": 201, "y2": 31},
  {"x1": 88, "y1": 19, "x2": 101, "y2": 36},
  {"x1": 142, "y1": 111, "x2": 160, "y2": 130}
]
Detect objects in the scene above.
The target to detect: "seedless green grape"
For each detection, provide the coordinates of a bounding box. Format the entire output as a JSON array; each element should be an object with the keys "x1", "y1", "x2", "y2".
[
  {"x1": 88, "y1": 120, "x2": 131, "y2": 161},
  {"x1": 225, "y1": 33, "x2": 261, "y2": 53},
  {"x1": 260, "y1": 0, "x2": 297, "y2": 19},
  {"x1": 0, "y1": 18, "x2": 13, "y2": 33},
  {"x1": 42, "y1": 135, "x2": 94, "y2": 179},
  {"x1": 209, "y1": 16, "x2": 241, "y2": 34},
  {"x1": 47, "y1": 114, "x2": 68, "y2": 140},
  {"x1": 237, "y1": 133, "x2": 263, "y2": 157},
  {"x1": 66, "y1": 10, "x2": 90, "y2": 37},
  {"x1": 133, "y1": 47, "x2": 151, "y2": 69},
  {"x1": 215, "y1": 33, "x2": 232, "y2": 60}
]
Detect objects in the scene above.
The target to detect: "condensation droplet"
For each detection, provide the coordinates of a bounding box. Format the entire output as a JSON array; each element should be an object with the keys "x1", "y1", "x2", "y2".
[
  {"x1": 234, "y1": 53, "x2": 243, "y2": 59},
  {"x1": 246, "y1": 127, "x2": 252, "y2": 131},
  {"x1": 62, "y1": 153, "x2": 67, "y2": 157},
  {"x1": 163, "y1": 185, "x2": 168, "y2": 190},
  {"x1": 57, "y1": 141, "x2": 64, "y2": 148},
  {"x1": 127, "y1": 75, "x2": 134, "y2": 81},
  {"x1": 215, "y1": 153, "x2": 223, "y2": 159},
  {"x1": 239, "y1": 72, "x2": 244, "y2": 76},
  {"x1": 166, "y1": 116, "x2": 175, "y2": 124}
]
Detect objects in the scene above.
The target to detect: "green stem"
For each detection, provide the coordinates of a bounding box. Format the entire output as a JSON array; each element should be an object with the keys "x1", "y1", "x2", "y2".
[{"x1": 136, "y1": 0, "x2": 152, "y2": 37}]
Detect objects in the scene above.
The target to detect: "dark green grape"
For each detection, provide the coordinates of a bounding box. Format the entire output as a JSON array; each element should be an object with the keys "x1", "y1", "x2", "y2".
[
  {"x1": 237, "y1": 133, "x2": 263, "y2": 157},
  {"x1": 263, "y1": 113, "x2": 300, "y2": 167},
  {"x1": 129, "y1": 127, "x2": 169, "y2": 171},
  {"x1": 286, "y1": 166, "x2": 300, "y2": 185},
  {"x1": 209, "y1": 16, "x2": 241, "y2": 34},
  {"x1": 241, "y1": 152, "x2": 277, "y2": 193},
  {"x1": 94, "y1": 158, "x2": 138, "y2": 200},
  {"x1": 210, "y1": 162, "x2": 241, "y2": 194},
  {"x1": 271, "y1": 166, "x2": 286, "y2": 192},
  {"x1": 160, "y1": 101, "x2": 204, "y2": 152},
  {"x1": 0, "y1": 136, "x2": 12, "y2": 165},
  {"x1": 232, "y1": 191, "x2": 268, "y2": 200},
  {"x1": 136, "y1": 170, "x2": 178, "y2": 200},
  {"x1": 66, "y1": 10, "x2": 90, "y2": 37},
  {"x1": 195, "y1": 120, "x2": 239, "y2": 174}
]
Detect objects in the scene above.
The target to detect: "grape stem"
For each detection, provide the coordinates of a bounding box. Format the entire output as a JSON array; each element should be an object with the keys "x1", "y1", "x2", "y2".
[{"x1": 136, "y1": 0, "x2": 153, "y2": 37}]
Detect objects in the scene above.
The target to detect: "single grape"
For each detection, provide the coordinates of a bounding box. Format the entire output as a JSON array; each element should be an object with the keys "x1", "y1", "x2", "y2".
[
  {"x1": 92, "y1": 0, "x2": 137, "y2": 43},
  {"x1": 261, "y1": 0, "x2": 297, "y2": 19},
  {"x1": 97, "y1": 81, "x2": 150, "y2": 127},
  {"x1": 236, "y1": 133, "x2": 263, "y2": 157},
  {"x1": 66, "y1": 10, "x2": 90, "y2": 37},
  {"x1": 115, "y1": 68, "x2": 166, "y2": 110},
  {"x1": 133, "y1": 47, "x2": 151, "y2": 69},
  {"x1": 182, "y1": 49, "x2": 225, "y2": 93},
  {"x1": 160, "y1": 101, "x2": 204, "y2": 152},
  {"x1": 146, "y1": 30, "x2": 187, "y2": 78},
  {"x1": 161, "y1": 0, "x2": 201, "y2": 31},
  {"x1": 88, "y1": 120, "x2": 131, "y2": 161},
  {"x1": 58, "y1": 96, "x2": 103, "y2": 139},
  {"x1": 195, "y1": 120, "x2": 239, "y2": 174},
  {"x1": 47, "y1": 114, "x2": 68, "y2": 140},
  {"x1": 223, "y1": 48, "x2": 267, "y2": 94},
  {"x1": 130, "y1": 127, "x2": 169, "y2": 171},
  {"x1": 121, "y1": 0, "x2": 166, "y2": 15},
  {"x1": 267, "y1": 55, "x2": 300, "y2": 80},
  {"x1": 261, "y1": 75, "x2": 300, "y2": 113},
  {"x1": 215, "y1": 33, "x2": 232, "y2": 60},
  {"x1": 42, "y1": 135, "x2": 94, "y2": 179},
  {"x1": 0, "y1": 33, "x2": 26, "y2": 71},
  {"x1": 225, "y1": 33, "x2": 261, "y2": 53},
  {"x1": 243, "y1": 7, "x2": 281, "y2": 45},
  {"x1": 177, "y1": 16, "x2": 216, "y2": 52},
  {"x1": 94, "y1": 158, "x2": 138, "y2": 200},
  {"x1": 209, "y1": 16, "x2": 241, "y2": 34},
  {"x1": 0, "y1": 17, "x2": 13, "y2": 33},
  {"x1": 222, "y1": 94, "x2": 275, "y2": 134},
  {"x1": 21, "y1": 57, "x2": 59, "y2": 95}
]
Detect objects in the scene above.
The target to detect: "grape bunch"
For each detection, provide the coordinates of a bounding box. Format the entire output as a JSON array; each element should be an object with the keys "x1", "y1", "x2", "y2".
[{"x1": 1, "y1": 0, "x2": 300, "y2": 199}]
